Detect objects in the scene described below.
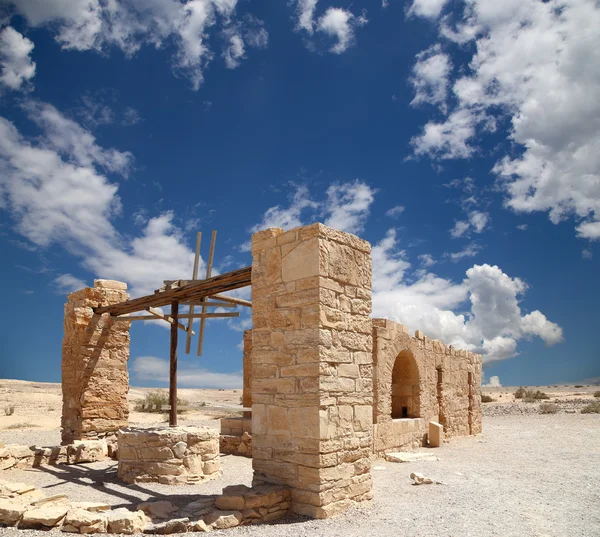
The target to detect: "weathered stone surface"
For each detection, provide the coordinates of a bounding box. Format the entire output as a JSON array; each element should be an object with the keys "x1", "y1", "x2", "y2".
[
  {"x1": 203, "y1": 510, "x2": 242, "y2": 529},
  {"x1": 63, "y1": 507, "x2": 108, "y2": 533},
  {"x1": 119, "y1": 427, "x2": 219, "y2": 485},
  {"x1": 107, "y1": 508, "x2": 148, "y2": 534},
  {"x1": 61, "y1": 282, "x2": 130, "y2": 445},
  {"x1": 429, "y1": 421, "x2": 444, "y2": 448},
  {"x1": 0, "y1": 499, "x2": 28, "y2": 525},
  {"x1": 136, "y1": 501, "x2": 178, "y2": 520},
  {"x1": 385, "y1": 452, "x2": 439, "y2": 463},
  {"x1": 21, "y1": 503, "x2": 70, "y2": 527},
  {"x1": 144, "y1": 517, "x2": 189, "y2": 534}
]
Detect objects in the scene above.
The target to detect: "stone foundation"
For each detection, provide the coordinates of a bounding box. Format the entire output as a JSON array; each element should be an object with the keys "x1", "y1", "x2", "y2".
[
  {"x1": 117, "y1": 427, "x2": 220, "y2": 485},
  {"x1": 61, "y1": 279, "x2": 131, "y2": 445}
]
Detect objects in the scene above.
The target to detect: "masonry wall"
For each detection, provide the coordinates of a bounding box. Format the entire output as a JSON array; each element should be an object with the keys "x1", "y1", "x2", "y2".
[
  {"x1": 62, "y1": 280, "x2": 131, "y2": 445},
  {"x1": 372, "y1": 318, "x2": 482, "y2": 453},
  {"x1": 242, "y1": 330, "x2": 253, "y2": 408},
  {"x1": 251, "y1": 223, "x2": 373, "y2": 519}
]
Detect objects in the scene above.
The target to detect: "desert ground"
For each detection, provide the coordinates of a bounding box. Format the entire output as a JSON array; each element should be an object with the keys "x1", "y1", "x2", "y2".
[{"x1": 0, "y1": 380, "x2": 599, "y2": 536}]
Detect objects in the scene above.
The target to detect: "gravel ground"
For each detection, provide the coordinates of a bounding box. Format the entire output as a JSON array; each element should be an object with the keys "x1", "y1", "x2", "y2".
[{"x1": 1, "y1": 414, "x2": 599, "y2": 537}]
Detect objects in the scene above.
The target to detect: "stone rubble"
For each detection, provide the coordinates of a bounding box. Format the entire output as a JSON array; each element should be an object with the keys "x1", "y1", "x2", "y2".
[{"x1": 0, "y1": 478, "x2": 292, "y2": 533}]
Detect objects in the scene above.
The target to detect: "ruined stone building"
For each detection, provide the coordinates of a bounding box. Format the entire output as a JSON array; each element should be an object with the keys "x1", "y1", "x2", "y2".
[{"x1": 61, "y1": 222, "x2": 482, "y2": 519}]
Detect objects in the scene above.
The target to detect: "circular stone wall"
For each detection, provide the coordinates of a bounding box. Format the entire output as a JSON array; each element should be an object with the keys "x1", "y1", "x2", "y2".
[{"x1": 117, "y1": 427, "x2": 220, "y2": 485}]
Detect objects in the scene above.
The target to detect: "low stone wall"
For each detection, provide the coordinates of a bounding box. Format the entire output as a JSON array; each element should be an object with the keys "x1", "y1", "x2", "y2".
[
  {"x1": 0, "y1": 478, "x2": 291, "y2": 533},
  {"x1": 0, "y1": 439, "x2": 115, "y2": 471},
  {"x1": 117, "y1": 427, "x2": 220, "y2": 485},
  {"x1": 220, "y1": 417, "x2": 252, "y2": 457},
  {"x1": 373, "y1": 418, "x2": 424, "y2": 454}
]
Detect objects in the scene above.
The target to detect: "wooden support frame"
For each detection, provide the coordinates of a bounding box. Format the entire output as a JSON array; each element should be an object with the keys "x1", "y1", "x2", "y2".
[
  {"x1": 112, "y1": 312, "x2": 240, "y2": 321},
  {"x1": 197, "y1": 230, "x2": 217, "y2": 357},
  {"x1": 209, "y1": 294, "x2": 252, "y2": 308},
  {"x1": 145, "y1": 307, "x2": 196, "y2": 335},
  {"x1": 169, "y1": 300, "x2": 179, "y2": 427},
  {"x1": 185, "y1": 232, "x2": 202, "y2": 354}
]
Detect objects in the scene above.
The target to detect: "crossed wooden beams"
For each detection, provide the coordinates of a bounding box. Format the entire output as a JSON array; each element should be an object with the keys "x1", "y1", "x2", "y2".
[{"x1": 93, "y1": 231, "x2": 252, "y2": 427}]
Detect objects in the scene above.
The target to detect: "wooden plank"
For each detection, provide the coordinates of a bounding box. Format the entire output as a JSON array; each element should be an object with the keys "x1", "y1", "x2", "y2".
[
  {"x1": 145, "y1": 307, "x2": 196, "y2": 335},
  {"x1": 112, "y1": 312, "x2": 239, "y2": 321},
  {"x1": 209, "y1": 294, "x2": 252, "y2": 308},
  {"x1": 94, "y1": 266, "x2": 251, "y2": 316},
  {"x1": 198, "y1": 230, "x2": 217, "y2": 357},
  {"x1": 185, "y1": 232, "x2": 202, "y2": 354},
  {"x1": 169, "y1": 300, "x2": 178, "y2": 427},
  {"x1": 183, "y1": 301, "x2": 237, "y2": 308}
]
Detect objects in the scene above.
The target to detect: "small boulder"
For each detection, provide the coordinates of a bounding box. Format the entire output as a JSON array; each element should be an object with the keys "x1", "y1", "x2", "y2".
[
  {"x1": 204, "y1": 510, "x2": 242, "y2": 530},
  {"x1": 107, "y1": 508, "x2": 148, "y2": 534},
  {"x1": 0, "y1": 498, "x2": 28, "y2": 525},
  {"x1": 21, "y1": 503, "x2": 70, "y2": 527},
  {"x1": 63, "y1": 507, "x2": 108, "y2": 533},
  {"x1": 144, "y1": 517, "x2": 189, "y2": 534},
  {"x1": 137, "y1": 501, "x2": 178, "y2": 520},
  {"x1": 172, "y1": 442, "x2": 187, "y2": 459}
]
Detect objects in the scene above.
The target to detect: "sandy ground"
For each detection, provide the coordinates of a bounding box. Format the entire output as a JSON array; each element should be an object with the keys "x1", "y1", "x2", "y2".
[
  {"x1": 0, "y1": 380, "x2": 599, "y2": 535},
  {"x1": 0, "y1": 413, "x2": 598, "y2": 536}
]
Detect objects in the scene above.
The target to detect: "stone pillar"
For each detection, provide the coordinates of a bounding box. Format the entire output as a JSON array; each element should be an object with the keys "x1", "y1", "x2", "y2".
[
  {"x1": 242, "y1": 330, "x2": 252, "y2": 408},
  {"x1": 251, "y1": 223, "x2": 373, "y2": 519},
  {"x1": 61, "y1": 279, "x2": 131, "y2": 445}
]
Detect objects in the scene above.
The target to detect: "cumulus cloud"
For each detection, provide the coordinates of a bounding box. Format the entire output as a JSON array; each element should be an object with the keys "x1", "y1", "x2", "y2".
[
  {"x1": 385, "y1": 205, "x2": 405, "y2": 218},
  {"x1": 0, "y1": 26, "x2": 36, "y2": 91},
  {"x1": 483, "y1": 375, "x2": 502, "y2": 388},
  {"x1": 410, "y1": 0, "x2": 600, "y2": 239},
  {"x1": 292, "y1": 1, "x2": 367, "y2": 53},
  {"x1": 410, "y1": 44, "x2": 451, "y2": 111},
  {"x1": 3, "y1": 0, "x2": 267, "y2": 90},
  {"x1": 131, "y1": 356, "x2": 242, "y2": 388},
  {"x1": 0, "y1": 102, "x2": 199, "y2": 297},
  {"x1": 372, "y1": 231, "x2": 563, "y2": 362}
]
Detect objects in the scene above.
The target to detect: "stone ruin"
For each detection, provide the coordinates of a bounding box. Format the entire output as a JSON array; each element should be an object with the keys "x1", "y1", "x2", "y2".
[{"x1": 0, "y1": 222, "x2": 482, "y2": 530}]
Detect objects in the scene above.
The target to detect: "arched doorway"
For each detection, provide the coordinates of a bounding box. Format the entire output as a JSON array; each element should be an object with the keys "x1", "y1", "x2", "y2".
[{"x1": 391, "y1": 350, "x2": 420, "y2": 419}]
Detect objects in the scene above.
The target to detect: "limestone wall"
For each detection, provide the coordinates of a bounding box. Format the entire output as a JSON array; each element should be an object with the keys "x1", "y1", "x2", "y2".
[
  {"x1": 242, "y1": 330, "x2": 252, "y2": 408},
  {"x1": 61, "y1": 280, "x2": 131, "y2": 445},
  {"x1": 372, "y1": 318, "x2": 482, "y2": 453},
  {"x1": 117, "y1": 427, "x2": 220, "y2": 485},
  {"x1": 251, "y1": 223, "x2": 373, "y2": 519}
]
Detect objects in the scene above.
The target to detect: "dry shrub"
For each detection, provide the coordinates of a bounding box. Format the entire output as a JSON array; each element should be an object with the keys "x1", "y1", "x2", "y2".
[
  {"x1": 134, "y1": 390, "x2": 189, "y2": 414},
  {"x1": 593, "y1": 391, "x2": 600, "y2": 398},
  {"x1": 515, "y1": 387, "x2": 549, "y2": 401},
  {"x1": 581, "y1": 401, "x2": 600, "y2": 414},
  {"x1": 481, "y1": 394, "x2": 495, "y2": 403},
  {"x1": 4, "y1": 422, "x2": 38, "y2": 429},
  {"x1": 539, "y1": 403, "x2": 559, "y2": 414},
  {"x1": 4, "y1": 405, "x2": 14, "y2": 416}
]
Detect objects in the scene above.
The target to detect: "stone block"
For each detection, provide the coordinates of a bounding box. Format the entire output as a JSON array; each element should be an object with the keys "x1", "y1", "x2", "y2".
[{"x1": 429, "y1": 421, "x2": 444, "y2": 448}]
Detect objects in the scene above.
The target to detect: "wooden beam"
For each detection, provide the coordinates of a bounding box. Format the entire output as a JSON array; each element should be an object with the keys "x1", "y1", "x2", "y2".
[
  {"x1": 145, "y1": 307, "x2": 196, "y2": 335},
  {"x1": 169, "y1": 300, "x2": 178, "y2": 427},
  {"x1": 183, "y1": 301, "x2": 237, "y2": 308},
  {"x1": 198, "y1": 230, "x2": 217, "y2": 357},
  {"x1": 94, "y1": 266, "x2": 251, "y2": 316},
  {"x1": 112, "y1": 312, "x2": 239, "y2": 321},
  {"x1": 185, "y1": 232, "x2": 202, "y2": 354},
  {"x1": 209, "y1": 294, "x2": 252, "y2": 308}
]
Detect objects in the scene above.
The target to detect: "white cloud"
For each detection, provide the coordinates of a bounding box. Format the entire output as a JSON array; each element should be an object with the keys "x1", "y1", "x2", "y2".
[
  {"x1": 317, "y1": 7, "x2": 367, "y2": 54},
  {"x1": 410, "y1": 0, "x2": 600, "y2": 240},
  {"x1": 53, "y1": 273, "x2": 87, "y2": 294},
  {"x1": 385, "y1": 205, "x2": 405, "y2": 218},
  {"x1": 131, "y1": 356, "x2": 242, "y2": 389},
  {"x1": 517, "y1": 224, "x2": 528, "y2": 231},
  {"x1": 410, "y1": 45, "x2": 451, "y2": 111},
  {"x1": 0, "y1": 26, "x2": 35, "y2": 91},
  {"x1": 372, "y1": 230, "x2": 563, "y2": 362},
  {"x1": 447, "y1": 242, "x2": 481, "y2": 261},
  {"x1": 418, "y1": 253, "x2": 436, "y2": 267},
  {"x1": 4, "y1": 0, "x2": 267, "y2": 90},
  {"x1": 0, "y1": 102, "x2": 199, "y2": 297},
  {"x1": 450, "y1": 220, "x2": 470, "y2": 238},
  {"x1": 324, "y1": 180, "x2": 375, "y2": 234},
  {"x1": 122, "y1": 107, "x2": 142, "y2": 126},
  {"x1": 292, "y1": 1, "x2": 368, "y2": 54},
  {"x1": 483, "y1": 375, "x2": 502, "y2": 388},
  {"x1": 407, "y1": 0, "x2": 450, "y2": 20},
  {"x1": 582, "y1": 248, "x2": 592, "y2": 260},
  {"x1": 222, "y1": 17, "x2": 268, "y2": 69}
]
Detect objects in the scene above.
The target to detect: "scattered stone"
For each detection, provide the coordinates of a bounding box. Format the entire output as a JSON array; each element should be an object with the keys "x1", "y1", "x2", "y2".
[
  {"x1": 385, "y1": 452, "x2": 440, "y2": 463},
  {"x1": 0, "y1": 498, "x2": 28, "y2": 525},
  {"x1": 71, "y1": 502, "x2": 111, "y2": 513},
  {"x1": 410, "y1": 472, "x2": 444, "y2": 485},
  {"x1": 21, "y1": 503, "x2": 70, "y2": 527},
  {"x1": 63, "y1": 507, "x2": 108, "y2": 533},
  {"x1": 137, "y1": 501, "x2": 178, "y2": 520},
  {"x1": 144, "y1": 517, "x2": 189, "y2": 534},
  {"x1": 188, "y1": 519, "x2": 209, "y2": 532},
  {"x1": 31, "y1": 494, "x2": 69, "y2": 506},
  {"x1": 203, "y1": 510, "x2": 242, "y2": 529},
  {"x1": 172, "y1": 442, "x2": 187, "y2": 459},
  {"x1": 107, "y1": 508, "x2": 148, "y2": 534}
]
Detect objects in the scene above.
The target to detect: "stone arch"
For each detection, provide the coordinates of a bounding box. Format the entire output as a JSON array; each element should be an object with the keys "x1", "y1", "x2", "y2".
[{"x1": 391, "y1": 349, "x2": 420, "y2": 419}]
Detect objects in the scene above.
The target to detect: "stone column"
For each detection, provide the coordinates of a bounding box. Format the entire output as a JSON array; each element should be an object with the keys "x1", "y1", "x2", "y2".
[
  {"x1": 242, "y1": 330, "x2": 252, "y2": 408},
  {"x1": 61, "y1": 279, "x2": 131, "y2": 445},
  {"x1": 251, "y1": 223, "x2": 373, "y2": 519}
]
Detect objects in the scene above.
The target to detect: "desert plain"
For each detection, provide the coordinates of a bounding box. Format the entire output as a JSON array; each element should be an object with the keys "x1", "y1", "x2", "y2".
[{"x1": 0, "y1": 379, "x2": 598, "y2": 537}]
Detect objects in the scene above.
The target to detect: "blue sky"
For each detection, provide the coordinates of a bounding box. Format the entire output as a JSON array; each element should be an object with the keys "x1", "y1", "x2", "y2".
[{"x1": 0, "y1": 0, "x2": 598, "y2": 388}]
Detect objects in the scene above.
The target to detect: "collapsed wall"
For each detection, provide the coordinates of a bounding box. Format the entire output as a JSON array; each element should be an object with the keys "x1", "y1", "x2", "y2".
[{"x1": 61, "y1": 280, "x2": 131, "y2": 445}]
